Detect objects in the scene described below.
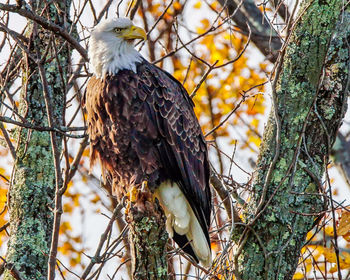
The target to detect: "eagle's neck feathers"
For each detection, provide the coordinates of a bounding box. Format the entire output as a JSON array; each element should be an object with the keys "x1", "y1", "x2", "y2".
[{"x1": 89, "y1": 33, "x2": 143, "y2": 78}]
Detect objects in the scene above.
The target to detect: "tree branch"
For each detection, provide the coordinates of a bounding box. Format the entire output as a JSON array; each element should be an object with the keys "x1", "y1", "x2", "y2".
[
  {"x1": 218, "y1": 0, "x2": 282, "y2": 62},
  {"x1": 0, "y1": 3, "x2": 88, "y2": 61}
]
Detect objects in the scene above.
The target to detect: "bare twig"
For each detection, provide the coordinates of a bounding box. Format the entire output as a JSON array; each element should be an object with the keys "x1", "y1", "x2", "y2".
[
  {"x1": 210, "y1": 172, "x2": 241, "y2": 222},
  {"x1": 0, "y1": 3, "x2": 88, "y2": 60},
  {"x1": 152, "y1": 16, "x2": 232, "y2": 64},
  {"x1": 0, "y1": 257, "x2": 24, "y2": 280},
  {"x1": 81, "y1": 200, "x2": 125, "y2": 279},
  {"x1": 129, "y1": 0, "x2": 141, "y2": 20},
  {"x1": 0, "y1": 222, "x2": 9, "y2": 232},
  {"x1": 0, "y1": 121, "x2": 16, "y2": 160},
  {"x1": 66, "y1": 136, "x2": 89, "y2": 183},
  {"x1": 326, "y1": 166, "x2": 342, "y2": 280},
  {"x1": 205, "y1": 96, "x2": 246, "y2": 137},
  {"x1": 0, "y1": 116, "x2": 86, "y2": 138},
  {"x1": 190, "y1": 61, "x2": 218, "y2": 98}
]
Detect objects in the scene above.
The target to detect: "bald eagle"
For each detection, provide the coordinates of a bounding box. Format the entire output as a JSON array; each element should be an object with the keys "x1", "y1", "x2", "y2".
[{"x1": 84, "y1": 18, "x2": 212, "y2": 266}]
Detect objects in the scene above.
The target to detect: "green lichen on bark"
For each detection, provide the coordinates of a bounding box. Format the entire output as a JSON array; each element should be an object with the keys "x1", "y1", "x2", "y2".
[
  {"x1": 127, "y1": 190, "x2": 168, "y2": 280},
  {"x1": 131, "y1": 216, "x2": 168, "y2": 279},
  {"x1": 3, "y1": 1, "x2": 72, "y2": 279},
  {"x1": 4, "y1": 131, "x2": 56, "y2": 279},
  {"x1": 232, "y1": 1, "x2": 349, "y2": 279}
]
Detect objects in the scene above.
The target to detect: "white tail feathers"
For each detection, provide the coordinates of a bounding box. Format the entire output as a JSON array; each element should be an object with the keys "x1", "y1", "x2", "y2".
[{"x1": 155, "y1": 181, "x2": 211, "y2": 266}]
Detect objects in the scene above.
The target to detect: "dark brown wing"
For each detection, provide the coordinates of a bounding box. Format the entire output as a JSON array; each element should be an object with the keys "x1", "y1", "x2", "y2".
[{"x1": 137, "y1": 61, "x2": 212, "y2": 245}]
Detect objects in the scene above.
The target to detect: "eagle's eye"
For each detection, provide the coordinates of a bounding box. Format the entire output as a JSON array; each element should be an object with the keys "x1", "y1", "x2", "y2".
[{"x1": 114, "y1": 28, "x2": 123, "y2": 32}]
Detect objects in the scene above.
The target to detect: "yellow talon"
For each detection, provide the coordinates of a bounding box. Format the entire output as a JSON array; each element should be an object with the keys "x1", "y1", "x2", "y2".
[
  {"x1": 141, "y1": 180, "x2": 148, "y2": 191},
  {"x1": 125, "y1": 202, "x2": 130, "y2": 215},
  {"x1": 142, "y1": 181, "x2": 157, "y2": 202},
  {"x1": 128, "y1": 185, "x2": 138, "y2": 203},
  {"x1": 126, "y1": 181, "x2": 153, "y2": 205}
]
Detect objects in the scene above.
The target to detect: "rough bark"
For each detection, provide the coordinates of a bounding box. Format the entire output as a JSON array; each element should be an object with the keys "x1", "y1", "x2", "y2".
[
  {"x1": 231, "y1": 1, "x2": 348, "y2": 279},
  {"x1": 126, "y1": 185, "x2": 168, "y2": 280},
  {"x1": 3, "y1": 1, "x2": 72, "y2": 279}
]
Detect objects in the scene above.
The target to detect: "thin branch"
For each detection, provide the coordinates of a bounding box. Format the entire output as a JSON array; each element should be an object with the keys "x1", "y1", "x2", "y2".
[
  {"x1": 129, "y1": 0, "x2": 141, "y2": 20},
  {"x1": 0, "y1": 22, "x2": 28, "y2": 43},
  {"x1": 0, "y1": 3, "x2": 88, "y2": 61},
  {"x1": 205, "y1": 96, "x2": 246, "y2": 137},
  {"x1": 147, "y1": 0, "x2": 173, "y2": 36},
  {"x1": 210, "y1": 172, "x2": 241, "y2": 223},
  {"x1": 80, "y1": 201, "x2": 125, "y2": 279},
  {"x1": 0, "y1": 22, "x2": 35, "y2": 61},
  {"x1": 0, "y1": 257, "x2": 24, "y2": 280},
  {"x1": 213, "y1": 22, "x2": 251, "y2": 69},
  {"x1": 327, "y1": 166, "x2": 342, "y2": 280},
  {"x1": 66, "y1": 136, "x2": 89, "y2": 183},
  {"x1": 152, "y1": 16, "x2": 232, "y2": 64},
  {"x1": 0, "y1": 222, "x2": 9, "y2": 232},
  {"x1": 0, "y1": 116, "x2": 86, "y2": 138},
  {"x1": 0, "y1": 121, "x2": 16, "y2": 160},
  {"x1": 190, "y1": 61, "x2": 218, "y2": 98}
]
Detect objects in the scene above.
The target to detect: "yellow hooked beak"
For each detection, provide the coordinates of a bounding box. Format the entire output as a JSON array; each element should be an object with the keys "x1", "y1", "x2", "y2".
[{"x1": 121, "y1": 25, "x2": 147, "y2": 41}]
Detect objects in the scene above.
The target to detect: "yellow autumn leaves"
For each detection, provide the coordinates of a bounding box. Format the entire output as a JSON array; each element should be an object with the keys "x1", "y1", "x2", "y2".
[{"x1": 294, "y1": 209, "x2": 350, "y2": 278}]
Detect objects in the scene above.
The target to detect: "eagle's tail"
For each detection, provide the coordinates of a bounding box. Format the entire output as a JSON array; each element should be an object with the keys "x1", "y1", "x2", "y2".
[{"x1": 155, "y1": 181, "x2": 211, "y2": 267}]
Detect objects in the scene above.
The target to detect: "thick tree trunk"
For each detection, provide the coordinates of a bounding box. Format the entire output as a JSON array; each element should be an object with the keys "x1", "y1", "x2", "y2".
[
  {"x1": 231, "y1": 1, "x2": 348, "y2": 279},
  {"x1": 3, "y1": 2, "x2": 72, "y2": 279},
  {"x1": 126, "y1": 185, "x2": 168, "y2": 280}
]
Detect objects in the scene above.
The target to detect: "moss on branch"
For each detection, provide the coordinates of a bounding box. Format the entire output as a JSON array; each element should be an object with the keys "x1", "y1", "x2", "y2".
[{"x1": 127, "y1": 186, "x2": 168, "y2": 280}]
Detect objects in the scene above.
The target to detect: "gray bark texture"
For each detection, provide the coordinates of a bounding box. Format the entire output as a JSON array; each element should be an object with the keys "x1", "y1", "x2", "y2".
[
  {"x1": 229, "y1": 1, "x2": 349, "y2": 279},
  {"x1": 2, "y1": 1, "x2": 72, "y2": 279}
]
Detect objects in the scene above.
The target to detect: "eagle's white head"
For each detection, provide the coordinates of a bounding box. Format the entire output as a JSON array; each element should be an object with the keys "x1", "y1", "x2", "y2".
[{"x1": 88, "y1": 18, "x2": 147, "y2": 78}]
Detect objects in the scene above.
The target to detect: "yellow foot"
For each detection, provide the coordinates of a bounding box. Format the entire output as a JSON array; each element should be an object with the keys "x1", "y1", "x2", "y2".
[
  {"x1": 142, "y1": 180, "x2": 158, "y2": 203},
  {"x1": 126, "y1": 181, "x2": 149, "y2": 203},
  {"x1": 141, "y1": 180, "x2": 148, "y2": 192},
  {"x1": 125, "y1": 186, "x2": 137, "y2": 216},
  {"x1": 127, "y1": 185, "x2": 139, "y2": 203}
]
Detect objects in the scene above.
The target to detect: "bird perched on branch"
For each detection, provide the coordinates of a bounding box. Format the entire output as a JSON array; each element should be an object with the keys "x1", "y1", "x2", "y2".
[{"x1": 84, "y1": 17, "x2": 212, "y2": 266}]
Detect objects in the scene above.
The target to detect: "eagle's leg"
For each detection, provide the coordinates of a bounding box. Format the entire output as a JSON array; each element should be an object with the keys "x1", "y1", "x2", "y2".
[
  {"x1": 125, "y1": 180, "x2": 169, "y2": 280},
  {"x1": 125, "y1": 181, "x2": 153, "y2": 214},
  {"x1": 125, "y1": 184, "x2": 138, "y2": 216}
]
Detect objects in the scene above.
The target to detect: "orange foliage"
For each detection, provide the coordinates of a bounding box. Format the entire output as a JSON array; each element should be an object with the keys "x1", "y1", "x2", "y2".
[{"x1": 300, "y1": 209, "x2": 350, "y2": 277}]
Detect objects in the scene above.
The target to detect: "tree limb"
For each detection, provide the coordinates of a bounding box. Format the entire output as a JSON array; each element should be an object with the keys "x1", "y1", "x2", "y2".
[{"x1": 0, "y1": 3, "x2": 88, "y2": 61}]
